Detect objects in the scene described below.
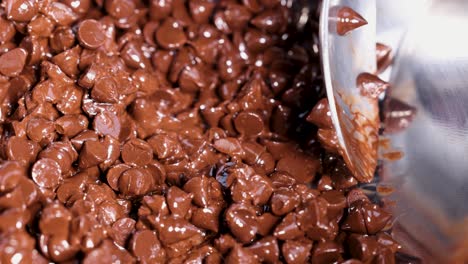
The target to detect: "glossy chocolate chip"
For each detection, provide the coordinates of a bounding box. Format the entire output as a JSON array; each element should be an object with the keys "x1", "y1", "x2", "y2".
[
  {"x1": 311, "y1": 240, "x2": 344, "y2": 264},
  {"x1": 55, "y1": 114, "x2": 89, "y2": 138},
  {"x1": 336, "y1": 7, "x2": 368, "y2": 36},
  {"x1": 189, "y1": 0, "x2": 215, "y2": 24},
  {"x1": 31, "y1": 158, "x2": 63, "y2": 189},
  {"x1": 62, "y1": 0, "x2": 91, "y2": 14},
  {"x1": 226, "y1": 203, "x2": 259, "y2": 243},
  {"x1": 0, "y1": 17, "x2": 16, "y2": 43},
  {"x1": 226, "y1": 245, "x2": 259, "y2": 264},
  {"x1": 28, "y1": 15, "x2": 54, "y2": 37},
  {"x1": 149, "y1": 0, "x2": 173, "y2": 20},
  {"x1": 0, "y1": 48, "x2": 28, "y2": 77},
  {"x1": 356, "y1": 73, "x2": 389, "y2": 99},
  {"x1": 130, "y1": 230, "x2": 166, "y2": 263},
  {"x1": 26, "y1": 118, "x2": 56, "y2": 146},
  {"x1": 244, "y1": 28, "x2": 273, "y2": 52},
  {"x1": 5, "y1": 0, "x2": 39, "y2": 22},
  {"x1": 50, "y1": 27, "x2": 76, "y2": 53},
  {"x1": 222, "y1": 7, "x2": 249, "y2": 31},
  {"x1": 234, "y1": 110, "x2": 264, "y2": 137},
  {"x1": 77, "y1": 19, "x2": 106, "y2": 49},
  {"x1": 0, "y1": 161, "x2": 26, "y2": 192},
  {"x1": 376, "y1": 43, "x2": 392, "y2": 73},
  {"x1": 156, "y1": 18, "x2": 187, "y2": 49},
  {"x1": 118, "y1": 167, "x2": 154, "y2": 196},
  {"x1": 166, "y1": 186, "x2": 193, "y2": 218},
  {"x1": 52, "y1": 46, "x2": 82, "y2": 78},
  {"x1": 307, "y1": 98, "x2": 333, "y2": 129},
  {"x1": 121, "y1": 138, "x2": 153, "y2": 166},
  {"x1": 247, "y1": 236, "x2": 279, "y2": 263},
  {"x1": 45, "y1": 2, "x2": 79, "y2": 26},
  {"x1": 347, "y1": 234, "x2": 379, "y2": 262},
  {"x1": 105, "y1": 0, "x2": 135, "y2": 19},
  {"x1": 384, "y1": 97, "x2": 417, "y2": 134},
  {"x1": 276, "y1": 152, "x2": 319, "y2": 183},
  {"x1": 6, "y1": 136, "x2": 40, "y2": 165},
  {"x1": 282, "y1": 239, "x2": 313, "y2": 264},
  {"x1": 270, "y1": 187, "x2": 300, "y2": 216}
]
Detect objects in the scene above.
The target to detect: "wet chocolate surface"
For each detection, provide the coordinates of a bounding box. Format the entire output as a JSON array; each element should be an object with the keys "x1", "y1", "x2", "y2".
[
  {"x1": 0, "y1": 0, "x2": 399, "y2": 263},
  {"x1": 336, "y1": 6, "x2": 368, "y2": 36}
]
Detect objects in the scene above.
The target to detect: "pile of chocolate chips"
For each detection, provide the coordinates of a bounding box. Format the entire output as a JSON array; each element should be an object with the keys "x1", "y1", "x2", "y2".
[{"x1": 0, "y1": 0, "x2": 400, "y2": 263}]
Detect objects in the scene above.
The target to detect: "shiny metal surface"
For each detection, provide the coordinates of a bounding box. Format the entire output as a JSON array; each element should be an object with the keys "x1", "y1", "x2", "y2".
[
  {"x1": 319, "y1": 0, "x2": 377, "y2": 181},
  {"x1": 320, "y1": 0, "x2": 468, "y2": 261},
  {"x1": 378, "y1": 0, "x2": 468, "y2": 262}
]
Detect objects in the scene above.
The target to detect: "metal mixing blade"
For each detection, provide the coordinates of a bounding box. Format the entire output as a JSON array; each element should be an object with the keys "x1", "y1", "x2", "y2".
[{"x1": 319, "y1": 0, "x2": 378, "y2": 181}]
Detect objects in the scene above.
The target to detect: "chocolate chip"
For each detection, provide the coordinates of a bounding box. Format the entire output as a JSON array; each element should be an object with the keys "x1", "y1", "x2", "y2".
[
  {"x1": 31, "y1": 158, "x2": 63, "y2": 189},
  {"x1": 45, "y1": 2, "x2": 79, "y2": 26},
  {"x1": 276, "y1": 152, "x2": 319, "y2": 183},
  {"x1": 55, "y1": 114, "x2": 89, "y2": 138},
  {"x1": 78, "y1": 139, "x2": 107, "y2": 169},
  {"x1": 37, "y1": 143, "x2": 75, "y2": 177},
  {"x1": 224, "y1": 4, "x2": 252, "y2": 31},
  {"x1": 52, "y1": 46, "x2": 82, "y2": 78},
  {"x1": 156, "y1": 18, "x2": 187, "y2": 49},
  {"x1": 189, "y1": 0, "x2": 215, "y2": 24},
  {"x1": 149, "y1": 0, "x2": 173, "y2": 20},
  {"x1": 233, "y1": 110, "x2": 264, "y2": 137},
  {"x1": 311, "y1": 240, "x2": 344, "y2": 264},
  {"x1": 93, "y1": 111, "x2": 122, "y2": 138},
  {"x1": 376, "y1": 43, "x2": 392, "y2": 73},
  {"x1": 118, "y1": 167, "x2": 154, "y2": 196},
  {"x1": 5, "y1": 0, "x2": 39, "y2": 22},
  {"x1": 270, "y1": 187, "x2": 300, "y2": 216},
  {"x1": 28, "y1": 15, "x2": 54, "y2": 37},
  {"x1": 77, "y1": 19, "x2": 106, "y2": 49},
  {"x1": 244, "y1": 28, "x2": 273, "y2": 52},
  {"x1": 307, "y1": 98, "x2": 333, "y2": 129},
  {"x1": 356, "y1": 72, "x2": 389, "y2": 99},
  {"x1": 282, "y1": 239, "x2": 313, "y2": 264},
  {"x1": 347, "y1": 234, "x2": 379, "y2": 261},
  {"x1": 133, "y1": 69, "x2": 160, "y2": 96},
  {"x1": 0, "y1": 161, "x2": 26, "y2": 192},
  {"x1": 0, "y1": 48, "x2": 28, "y2": 77},
  {"x1": 26, "y1": 118, "x2": 56, "y2": 146},
  {"x1": 336, "y1": 7, "x2": 368, "y2": 36},
  {"x1": 247, "y1": 236, "x2": 279, "y2": 263},
  {"x1": 50, "y1": 27, "x2": 76, "y2": 53},
  {"x1": 105, "y1": 0, "x2": 135, "y2": 19},
  {"x1": 152, "y1": 49, "x2": 174, "y2": 73},
  {"x1": 129, "y1": 230, "x2": 166, "y2": 262},
  {"x1": 251, "y1": 8, "x2": 285, "y2": 33},
  {"x1": 121, "y1": 138, "x2": 153, "y2": 166},
  {"x1": 0, "y1": 17, "x2": 16, "y2": 43},
  {"x1": 166, "y1": 186, "x2": 193, "y2": 218},
  {"x1": 384, "y1": 97, "x2": 417, "y2": 134},
  {"x1": 62, "y1": 0, "x2": 91, "y2": 15},
  {"x1": 6, "y1": 136, "x2": 40, "y2": 165},
  {"x1": 226, "y1": 245, "x2": 259, "y2": 264}
]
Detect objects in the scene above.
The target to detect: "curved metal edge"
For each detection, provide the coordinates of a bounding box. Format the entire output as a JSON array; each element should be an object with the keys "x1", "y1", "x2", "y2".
[{"x1": 319, "y1": 0, "x2": 350, "y2": 162}]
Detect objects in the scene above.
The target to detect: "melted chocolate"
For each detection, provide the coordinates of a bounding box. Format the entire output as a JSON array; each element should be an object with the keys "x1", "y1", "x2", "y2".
[{"x1": 0, "y1": 0, "x2": 400, "y2": 263}]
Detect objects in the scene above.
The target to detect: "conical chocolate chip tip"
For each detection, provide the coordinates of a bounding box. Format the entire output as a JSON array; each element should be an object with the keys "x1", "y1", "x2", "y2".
[
  {"x1": 356, "y1": 72, "x2": 389, "y2": 99},
  {"x1": 376, "y1": 43, "x2": 393, "y2": 73},
  {"x1": 336, "y1": 6, "x2": 368, "y2": 36}
]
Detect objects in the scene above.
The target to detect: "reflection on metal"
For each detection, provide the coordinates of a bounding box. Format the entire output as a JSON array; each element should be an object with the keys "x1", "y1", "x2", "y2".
[
  {"x1": 378, "y1": 0, "x2": 468, "y2": 262},
  {"x1": 320, "y1": 0, "x2": 378, "y2": 182}
]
